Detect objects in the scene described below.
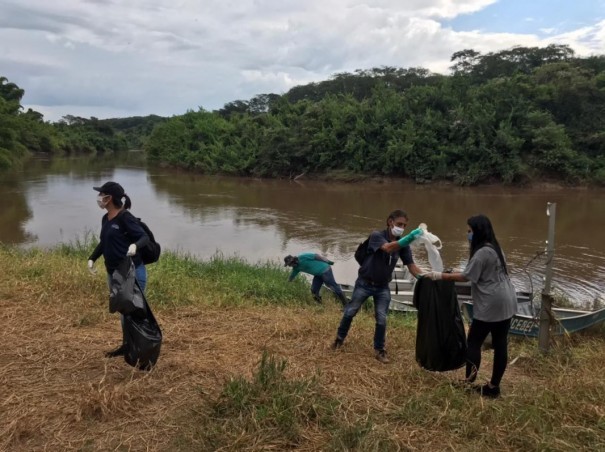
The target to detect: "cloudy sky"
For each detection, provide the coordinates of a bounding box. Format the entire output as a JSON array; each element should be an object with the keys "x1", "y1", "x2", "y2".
[{"x1": 1, "y1": 0, "x2": 604, "y2": 121}]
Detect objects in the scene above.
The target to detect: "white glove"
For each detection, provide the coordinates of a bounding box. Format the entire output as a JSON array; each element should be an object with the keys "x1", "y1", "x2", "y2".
[
  {"x1": 426, "y1": 271, "x2": 442, "y2": 281},
  {"x1": 87, "y1": 259, "x2": 97, "y2": 275},
  {"x1": 126, "y1": 244, "x2": 137, "y2": 257}
]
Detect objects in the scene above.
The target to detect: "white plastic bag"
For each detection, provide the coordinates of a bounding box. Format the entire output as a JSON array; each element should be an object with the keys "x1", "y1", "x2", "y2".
[{"x1": 413, "y1": 223, "x2": 444, "y2": 272}]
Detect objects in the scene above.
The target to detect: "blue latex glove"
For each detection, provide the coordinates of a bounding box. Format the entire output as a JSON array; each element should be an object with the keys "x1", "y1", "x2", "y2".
[{"x1": 397, "y1": 228, "x2": 423, "y2": 247}]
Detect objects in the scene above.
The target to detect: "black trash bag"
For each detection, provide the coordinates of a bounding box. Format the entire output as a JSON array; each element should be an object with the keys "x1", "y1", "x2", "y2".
[
  {"x1": 109, "y1": 258, "x2": 145, "y2": 316},
  {"x1": 413, "y1": 278, "x2": 467, "y2": 372},
  {"x1": 122, "y1": 298, "x2": 162, "y2": 370}
]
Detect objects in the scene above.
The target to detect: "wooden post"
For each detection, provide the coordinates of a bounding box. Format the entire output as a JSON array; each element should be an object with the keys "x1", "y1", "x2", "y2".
[{"x1": 538, "y1": 202, "x2": 556, "y2": 353}]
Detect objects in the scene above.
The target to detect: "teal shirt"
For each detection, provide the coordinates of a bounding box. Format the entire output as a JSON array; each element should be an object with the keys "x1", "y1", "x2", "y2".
[{"x1": 288, "y1": 253, "x2": 331, "y2": 280}]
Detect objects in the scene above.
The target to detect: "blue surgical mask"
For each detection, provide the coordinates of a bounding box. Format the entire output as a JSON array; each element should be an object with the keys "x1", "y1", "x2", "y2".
[{"x1": 467, "y1": 232, "x2": 473, "y2": 242}]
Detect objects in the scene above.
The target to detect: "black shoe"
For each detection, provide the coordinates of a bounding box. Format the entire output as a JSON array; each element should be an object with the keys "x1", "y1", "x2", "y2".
[
  {"x1": 105, "y1": 344, "x2": 127, "y2": 358},
  {"x1": 331, "y1": 337, "x2": 344, "y2": 350},
  {"x1": 313, "y1": 294, "x2": 323, "y2": 304},
  {"x1": 475, "y1": 384, "x2": 501, "y2": 398}
]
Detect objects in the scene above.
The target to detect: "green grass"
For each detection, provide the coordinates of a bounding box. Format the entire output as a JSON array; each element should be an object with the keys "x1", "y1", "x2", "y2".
[
  {"x1": 0, "y1": 239, "x2": 319, "y2": 310},
  {"x1": 176, "y1": 350, "x2": 340, "y2": 449},
  {"x1": 175, "y1": 350, "x2": 402, "y2": 451},
  {"x1": 149, "y1": 251, "x2": 314, "y2": 308}
]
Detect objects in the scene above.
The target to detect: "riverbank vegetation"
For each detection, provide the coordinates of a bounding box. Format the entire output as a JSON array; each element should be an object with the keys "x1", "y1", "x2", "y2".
[
  {"x1": 0, "y1": 79, "x2": 132, "y2": 168},
  {"x1": 146, "y1": 44, "x2": 605, "y2": 185},
  {"x1": 3, "y1": 44, "x2": 605, "y2": 185},
  {"x1": 1, "y1": 243, "x2": 604, "y2": 450},
  {"x1": 0, "y1": 77, "x2": 163, "y2": 169}
]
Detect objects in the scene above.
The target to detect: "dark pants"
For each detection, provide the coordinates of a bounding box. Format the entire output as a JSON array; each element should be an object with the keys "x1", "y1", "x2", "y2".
[
  {"x1": 466, "y1": 317, "x2": 512, "y2": 387},
  {"x1": 311, "y1": 268, "x2": 347, "y2": 304}
]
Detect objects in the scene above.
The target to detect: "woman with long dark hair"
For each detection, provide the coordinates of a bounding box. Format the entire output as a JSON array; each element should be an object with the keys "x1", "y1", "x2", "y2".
[
  {"x1": 425, "y1": 214, "x2": 517, "y2": 398},
  {"x1": 88, "y1": 181, "x2": 150, "y2": 357}
]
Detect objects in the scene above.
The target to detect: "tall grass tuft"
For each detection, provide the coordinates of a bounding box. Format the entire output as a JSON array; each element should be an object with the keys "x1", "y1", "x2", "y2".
[{"x1": 180, "y1": 351, "x2": 339, "y2": 449}]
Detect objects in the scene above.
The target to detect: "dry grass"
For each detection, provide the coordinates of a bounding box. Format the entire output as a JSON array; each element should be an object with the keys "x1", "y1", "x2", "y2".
[{"x1": 1, "y1": 245, "x2": 604, "y2": 451}]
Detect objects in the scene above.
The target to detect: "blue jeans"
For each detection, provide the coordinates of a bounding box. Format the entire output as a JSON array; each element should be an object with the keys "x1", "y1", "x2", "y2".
[
  {"x1": 134, "y1": 264, "x2": 147, "y2": 293},
  {"x1": 336, "y1": 278, "x2": 391, "y2": 351},
  {"x1": 311, "y1": 268, "x2": 345, "y2": 298}
]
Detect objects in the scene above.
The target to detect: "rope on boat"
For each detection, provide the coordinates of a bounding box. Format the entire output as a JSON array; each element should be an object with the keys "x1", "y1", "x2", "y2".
[{"x1": 513, "y1": 251, "x2": 573, "y2": 340}]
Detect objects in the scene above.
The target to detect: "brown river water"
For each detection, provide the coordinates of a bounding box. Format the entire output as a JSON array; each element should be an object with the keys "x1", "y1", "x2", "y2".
[{"x1": 1, "y1": 154, "x2": 604, "y2": 307}]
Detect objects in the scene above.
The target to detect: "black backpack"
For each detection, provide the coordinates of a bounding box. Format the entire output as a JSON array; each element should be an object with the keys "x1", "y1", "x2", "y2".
[
  {"x1": 354, "y1": 236, "x2": 371, "y2": 265},
  {"x1": 117, "y1": 211, "x2": 162, "y2": 265}
]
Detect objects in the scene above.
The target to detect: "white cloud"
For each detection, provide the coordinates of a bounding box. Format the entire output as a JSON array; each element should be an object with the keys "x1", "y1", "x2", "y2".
[
  {"x1": 547, "y1": 19, "x2": 605, "y2": 55},
  {"x1": 241, "y1": 70, "x2": 298, "y2": 86},
  {"x1": 0, "y1": 0, "x2": 603, "y2": 121}
]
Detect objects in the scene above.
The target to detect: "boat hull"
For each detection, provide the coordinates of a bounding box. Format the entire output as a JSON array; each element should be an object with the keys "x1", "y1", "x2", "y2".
[{"x1": 461, "y1": 302, "x2": 605, "y2": 337}]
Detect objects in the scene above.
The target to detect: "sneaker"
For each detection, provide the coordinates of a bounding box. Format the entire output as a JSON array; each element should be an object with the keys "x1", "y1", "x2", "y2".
[
  {"x1": 105, "y1": 344, "x2": 127, "y2": 358},
  {"x1": 313, "y1": 294, "x2": 323, "y2": 304},
  {"x1": 331, "y1": 337, "x2": 344, "y2": 350},
  {"x1": 475, "y1": 383, "x2": 501, "y2": 398},
  {"x1": 375, "y1": 349, "x2": 390, "y2": 364}
]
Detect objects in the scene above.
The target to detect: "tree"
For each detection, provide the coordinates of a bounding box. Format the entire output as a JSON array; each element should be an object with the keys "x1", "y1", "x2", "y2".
[{"x1": 450, "y1": 49, "x2": 481, "y2": 75}]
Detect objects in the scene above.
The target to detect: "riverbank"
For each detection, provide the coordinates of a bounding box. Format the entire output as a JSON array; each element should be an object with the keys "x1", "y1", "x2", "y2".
[
  {"x1": 307, "y1": 171, "x2": 605, "y2": 189},
  {"x1": 1, "y1": 244, "x2": 604, "y2": 450},
  {"x1": 155, "y1": 162, "x2": 605, "y2": 190},
  {"x1": 19, "y1": 152, "x2": 605, "y2": 189}
]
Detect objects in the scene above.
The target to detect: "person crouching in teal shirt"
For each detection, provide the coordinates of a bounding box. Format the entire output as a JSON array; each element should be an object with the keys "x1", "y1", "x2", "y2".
[{"x1": 284, "y1": 253, "x2": 348, "y2": 305}]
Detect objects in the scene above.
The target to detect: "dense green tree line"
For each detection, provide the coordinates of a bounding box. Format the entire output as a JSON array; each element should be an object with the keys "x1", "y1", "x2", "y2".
[
  {"x1": 99, "y1": 115, "x2": 168, "y2": 149},
  {"x1": 0, "y1": 79, "x2": 156, "y2": 170},
  {"x1": 1, "y1": 77, "x2": 50, "y2": 169},
  {"x1": 53, "y1": 115, "x2": 128, "y2": 154},
  {"x1": 148, "y1": 44, "x2": 605, "y2": 185}
]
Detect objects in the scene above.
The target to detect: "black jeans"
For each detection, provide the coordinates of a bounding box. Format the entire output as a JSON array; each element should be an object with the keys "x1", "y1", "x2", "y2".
[{"x1": 466, "y1": 317, "x2": 512, "y2": 387}]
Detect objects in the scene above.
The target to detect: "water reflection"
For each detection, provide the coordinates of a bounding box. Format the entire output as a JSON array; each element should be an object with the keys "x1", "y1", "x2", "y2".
[
  {"x1": 0, "y1": 175, "x2": 34, "y2": 243},
  {"x1": 2, "y1": 155, "x2": 605, "y2": 307}
]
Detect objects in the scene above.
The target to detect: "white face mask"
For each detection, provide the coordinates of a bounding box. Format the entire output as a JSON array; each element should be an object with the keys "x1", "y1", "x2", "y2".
[
  {"x1": 391, "y1": 225, "x2": 405, "y2": 237},
  {"x1": 97, "y1": 195, "x2": 110, "y2": 209}
]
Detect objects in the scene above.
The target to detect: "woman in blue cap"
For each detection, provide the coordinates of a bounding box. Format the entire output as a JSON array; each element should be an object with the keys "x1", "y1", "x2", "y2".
[{"x1": 87, "y1": 181, "x2": 150, "y2": 357}]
